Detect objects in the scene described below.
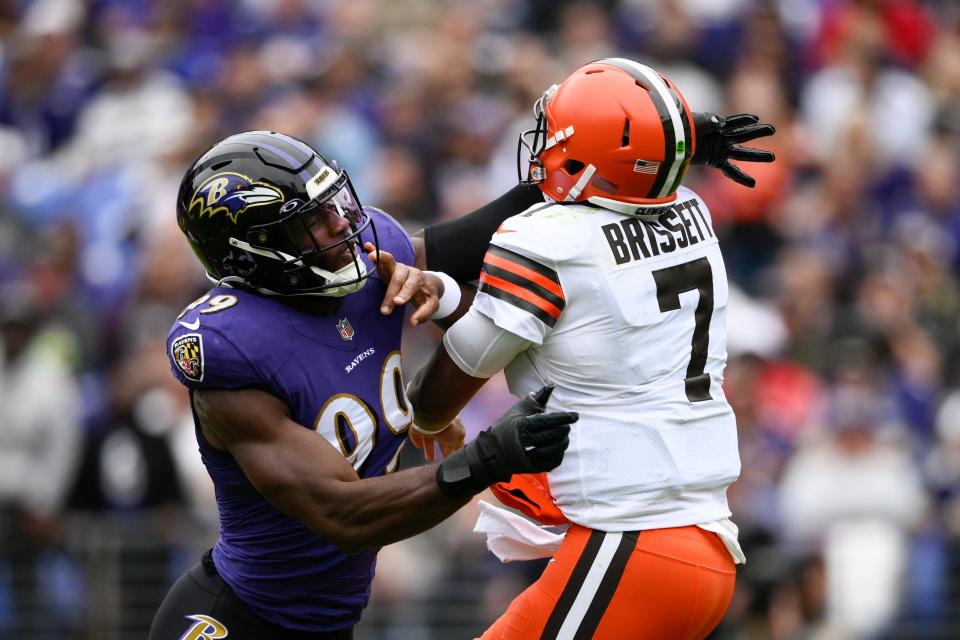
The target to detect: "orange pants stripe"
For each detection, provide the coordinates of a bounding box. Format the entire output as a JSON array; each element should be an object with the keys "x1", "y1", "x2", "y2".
[{"x1": 480, "y1": 525, "x2": 736, "y2": 640}]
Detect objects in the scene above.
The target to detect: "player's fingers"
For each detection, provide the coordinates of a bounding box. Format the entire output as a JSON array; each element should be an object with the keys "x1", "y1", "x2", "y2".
[
  {"x1": 411, "y1": 430, "x2": 437, "y2": 461},
  {"x1": 727, "y1": 123, "x2": 775, "y2": 144},
  {"x1": 537, "y1": 435, "x2": 570, "y2": 457},
  {"x1": 524, "y1": 411, "x2": 579, "y2": 432},
  {"x1": 440, "y1": 437, "x2": 464, "y2": 458},
  {"x1": 722, "y1": 113, "x2": 759, "y2": 129},
  {"x1": 721, "y1": 161, "x2": 756, "y2": 188},
  {"x1": 367, "y1": 243, "x2": 395, "y2": 271},
  {"x1": 408, "y1": 290, "x2": 439, "y2": 326},
  {"x1": 392, "y1": 267, "x2": 425, "y2": 304},
  {"x1": 531, "y1": 384, "x2": 555, "y2": 409},
  {"x1": 380, "y1": 263, "x2": 409, "y2": 314},
  {"x1": 409, "y1": 429, "x2": 424, "y2": 448},
  {"x1": 727, "y1": 146, "x2": 776, "y2": 163},
  {"x1": 533, "y1": 438, "x2": 570, "y2": 466},
  {"x1": 523, "y1": 424, "x2": 571, "y2": 448},
  {"x1": 375, "y1": 250, "x2": 398, "y2": 281}
]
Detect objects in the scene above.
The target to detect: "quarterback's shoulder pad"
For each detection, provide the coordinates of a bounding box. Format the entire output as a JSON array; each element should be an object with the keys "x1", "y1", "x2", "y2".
[
  {"x1": 476, "y1": 203, "x2": 578, "y2": 340},
  {"x1": 492, "y1": 201, "x2": 595, "y2": 263},
  {"x1": 166, "y1": 288, "x2": 288, "y2": 390},
  {"x1": 365, "y1": 206, "x2": 414, "y2": 267}
]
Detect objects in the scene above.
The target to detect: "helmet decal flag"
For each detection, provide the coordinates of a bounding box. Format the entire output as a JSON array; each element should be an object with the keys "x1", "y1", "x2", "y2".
[{"x1": 189, "y1": 172, "x2": 284, "y2": 224}]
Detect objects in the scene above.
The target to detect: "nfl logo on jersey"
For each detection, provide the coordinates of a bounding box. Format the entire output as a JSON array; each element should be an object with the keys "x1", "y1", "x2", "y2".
[{"x1": 336, "y1": 318, "x2": 355, "y2": 341}]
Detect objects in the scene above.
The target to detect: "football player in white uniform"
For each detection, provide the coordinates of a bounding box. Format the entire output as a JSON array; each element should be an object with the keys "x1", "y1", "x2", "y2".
[{"x1": 408, "y1": 58, "x2": 770, "y2": 639}]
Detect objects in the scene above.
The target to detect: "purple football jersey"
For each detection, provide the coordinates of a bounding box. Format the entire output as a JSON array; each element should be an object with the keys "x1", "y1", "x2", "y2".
[{"x1": 166, "y1": 208, "x2": 415, "y2": 632}]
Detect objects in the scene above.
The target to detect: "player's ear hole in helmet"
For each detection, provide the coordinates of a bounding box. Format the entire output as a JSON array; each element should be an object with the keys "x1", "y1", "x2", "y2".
[
  {"x1": 518, "y1": 58, "x2": 696, "y2": 215},
  {"x1": 176, "y1": 131, "x2": 379, "y2": 297}
]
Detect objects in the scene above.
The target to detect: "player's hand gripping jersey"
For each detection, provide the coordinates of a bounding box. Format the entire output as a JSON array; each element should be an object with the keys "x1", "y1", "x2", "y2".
[
  {"x1": 166, "y1": 207, "x2": 414, "y2": 632},
  {"x1": 469, "y1": 187, "x2": 741, "y2": 534}
]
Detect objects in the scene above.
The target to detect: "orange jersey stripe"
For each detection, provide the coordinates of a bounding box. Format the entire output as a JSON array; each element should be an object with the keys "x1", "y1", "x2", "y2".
[
  {"x1": 483, "y1": 253, "x2": 565, "y2": 300},
  {"x1": 479, "y1": 272, "x2": 563, "y2": 320}
]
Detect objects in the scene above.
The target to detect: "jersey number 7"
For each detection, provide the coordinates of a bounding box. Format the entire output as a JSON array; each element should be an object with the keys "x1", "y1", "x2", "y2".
[{"x1": 652, "y1": 257, "x2": 714, "y2": 402}]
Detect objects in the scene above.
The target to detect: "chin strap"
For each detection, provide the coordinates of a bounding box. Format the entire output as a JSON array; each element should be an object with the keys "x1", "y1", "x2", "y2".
[
  {"x1": 585, "y1": 194, "x2": 677, "y2": 216},
  {"x1": 226, "y1": 236, "x2": 369, "y2": 297},
  {"x1": 564, "y1": 163, "x2": 595, "y2": 202},
  {"x1": 307, "y1": 254, "x2": 368, "y2": 297}
]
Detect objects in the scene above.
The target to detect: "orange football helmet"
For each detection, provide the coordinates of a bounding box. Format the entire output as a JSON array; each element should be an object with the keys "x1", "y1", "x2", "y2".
[{"x1": 519, "y1": 58, "x2": 696, "y2": 212}]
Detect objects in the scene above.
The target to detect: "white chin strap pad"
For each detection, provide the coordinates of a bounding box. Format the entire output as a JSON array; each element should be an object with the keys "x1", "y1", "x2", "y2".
[
  {"x1": 227, "y1": 236, "x2": 368, "y2": 297},
  {"x1": 309, "y1": 253, "x2": 368, "y2": 297}
]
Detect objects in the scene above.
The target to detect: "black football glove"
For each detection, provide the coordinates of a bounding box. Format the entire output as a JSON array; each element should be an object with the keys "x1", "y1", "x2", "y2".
[
  {"x1": 436, "y1": 385, "x2": 577, "y2": 499},
  {"x1": 692, "y1": 112, "x2": 776, "y2": 188}
]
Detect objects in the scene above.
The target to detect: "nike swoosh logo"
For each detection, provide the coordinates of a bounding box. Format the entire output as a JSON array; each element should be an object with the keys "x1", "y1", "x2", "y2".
[
  {"x1": 494, "y1": 228, "x2": 516, "y2": 234},
  {"x1": 178, "y1": 318, "x2": 200, "y2": 330}
]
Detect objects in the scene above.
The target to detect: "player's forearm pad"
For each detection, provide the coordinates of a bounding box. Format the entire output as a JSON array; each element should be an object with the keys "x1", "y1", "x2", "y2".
[{"x1": 435, "y1": 409, "x2": 577, "y2": 499}]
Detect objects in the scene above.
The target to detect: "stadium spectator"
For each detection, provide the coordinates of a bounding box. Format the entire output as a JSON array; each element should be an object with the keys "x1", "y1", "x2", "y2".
[{"x1": 0, "y1": 291, "x2": 83, "y2": 634}]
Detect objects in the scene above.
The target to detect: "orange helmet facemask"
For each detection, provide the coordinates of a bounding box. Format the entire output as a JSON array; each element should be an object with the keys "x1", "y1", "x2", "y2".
[{"x1": 518, "y1": 58, "x2": 696, "y2": 213}]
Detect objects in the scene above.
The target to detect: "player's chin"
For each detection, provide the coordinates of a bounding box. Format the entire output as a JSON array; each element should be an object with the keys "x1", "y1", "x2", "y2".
[{"x1": 318, "y1": 244, "x2": 357, "y2": 271}]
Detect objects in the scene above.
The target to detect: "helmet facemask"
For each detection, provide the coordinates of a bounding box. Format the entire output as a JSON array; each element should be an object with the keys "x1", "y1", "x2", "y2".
[
  {"x1": 227, "y1": 169, "x2": 379, "y2": 297},
  {"x1": 517, "y1": 83, "x2": 559, "y2": 184}
]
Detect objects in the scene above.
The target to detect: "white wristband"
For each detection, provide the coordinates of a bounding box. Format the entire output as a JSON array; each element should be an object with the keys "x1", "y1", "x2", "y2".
[
  {"x1": 425, "y1": 270, "x2": 462, "y2": 320},
  {"x1": 411, "y1": 421, "x2": 449, "y2": 436}
]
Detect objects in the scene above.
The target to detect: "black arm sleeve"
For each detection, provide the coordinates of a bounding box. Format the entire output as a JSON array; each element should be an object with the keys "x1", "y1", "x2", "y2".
[{"x1": 423, "y1": 184, "x2": 544, "y2": 281}]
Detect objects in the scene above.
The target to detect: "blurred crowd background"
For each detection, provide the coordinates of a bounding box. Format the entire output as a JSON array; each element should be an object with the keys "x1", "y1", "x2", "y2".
[{"x1": 1, "y1": 0, "x2": 959, "y2": 638}]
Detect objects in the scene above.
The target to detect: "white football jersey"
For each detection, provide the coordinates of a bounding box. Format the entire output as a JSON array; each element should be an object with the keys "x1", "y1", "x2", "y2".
[{"x1": 473, "y1": 186, "x2": 741, "y2": 532}]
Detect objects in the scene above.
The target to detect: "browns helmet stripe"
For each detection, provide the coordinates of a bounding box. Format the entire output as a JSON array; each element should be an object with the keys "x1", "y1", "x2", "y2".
[
  {"x1": 664, "y1": 84, "x2": 694, "y2": 196},
  {"x1": 597, "y1": 59, "x2": 688, "y2": 199},
  {"x1": 618, "y1": 59, "x2": 689, "y2": 198}
]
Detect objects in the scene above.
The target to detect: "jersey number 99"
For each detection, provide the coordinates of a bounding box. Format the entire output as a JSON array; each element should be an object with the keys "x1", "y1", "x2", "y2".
[{"x1": 312, "y1": 351, "x2": 411, "y2": 469}]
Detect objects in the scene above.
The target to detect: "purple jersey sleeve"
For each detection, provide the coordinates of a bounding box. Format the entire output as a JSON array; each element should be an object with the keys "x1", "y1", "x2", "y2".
[
  {"x1": 166, "y1": 290, "x2": 292, "y2": 394},
  {"x1": 365, "y1": 206, "x2": 415, "y2": 268},
  {"x1": 168, "y1": 326, "x2": 268, "y2": 390}
]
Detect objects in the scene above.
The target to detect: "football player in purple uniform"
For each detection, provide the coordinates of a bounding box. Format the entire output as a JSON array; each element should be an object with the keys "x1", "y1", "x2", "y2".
[{"x1": 148, "y1": 131, "x2": 577, "y2": 639}]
